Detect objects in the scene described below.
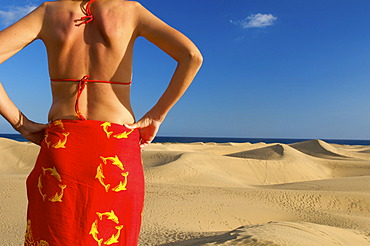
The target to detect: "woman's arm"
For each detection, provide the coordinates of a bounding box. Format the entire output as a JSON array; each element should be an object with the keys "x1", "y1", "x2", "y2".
[
  {"x1": 0, "y1": 83, "x2": 47, "y2": 145},
  {"x1": 126, "y1": 2, "x2": 203, "y2": 148},
  {"x1": 0, "y1": 3, "x2": 45, "y2": 64},
  {"x1": 0, "y1": 4, "x2": 47, "y2": 144}
]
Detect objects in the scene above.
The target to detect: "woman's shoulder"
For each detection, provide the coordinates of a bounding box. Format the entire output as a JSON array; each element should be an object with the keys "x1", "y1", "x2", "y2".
[
  {"x1": 39, "y1": 1, "x2": 71, "y2": 12},
  {"x1": 95, "y1": 0, "x2": 146, "y2": 20},
  {"x1": 101, "y1": 0, "x2": 143, "y2": 11}
]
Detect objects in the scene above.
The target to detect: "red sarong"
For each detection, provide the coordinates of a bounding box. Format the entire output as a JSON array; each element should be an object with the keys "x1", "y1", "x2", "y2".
[{"x1": 25, "y1": 119, "x2": 144, "y2": 246}]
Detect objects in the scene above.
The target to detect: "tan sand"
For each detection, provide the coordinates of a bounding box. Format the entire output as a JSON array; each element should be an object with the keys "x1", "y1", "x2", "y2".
[{"x1": 0, "y1": 138, "x2": 369, "y2": 245}]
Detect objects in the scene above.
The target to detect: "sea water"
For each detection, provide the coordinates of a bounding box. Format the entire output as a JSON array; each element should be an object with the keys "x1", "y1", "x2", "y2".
[{"x1": 1, "y1": 134, "x2": 370, "y2": 145}]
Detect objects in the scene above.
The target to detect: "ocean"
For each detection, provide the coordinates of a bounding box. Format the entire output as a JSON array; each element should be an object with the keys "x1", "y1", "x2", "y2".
[{"x1": 1, "y1": 134, "x2": 370, "y2": 145}]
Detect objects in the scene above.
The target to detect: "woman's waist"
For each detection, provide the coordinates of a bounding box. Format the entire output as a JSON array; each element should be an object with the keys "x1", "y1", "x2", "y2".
[
  {"x1": 48, "y1": 102, "x2": 135, "y2": 125},
  {"x1": 43, "y1": 119, "x2": 140, "y2": 150},
  {"x1": 45, "y1": 118, "x2": 139, "y2": 141},
  {"x1": 47, "y1": 118, "x2": 136, "y2": 131}
]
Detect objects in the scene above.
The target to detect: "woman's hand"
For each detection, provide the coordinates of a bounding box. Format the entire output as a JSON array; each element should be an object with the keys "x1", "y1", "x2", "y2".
[
  {"x1": 16, "y1": 119, "x2": 48, "y2": 146},
  {"x1": 125, "y1": 115, "x2": 162, "y2": 149}
]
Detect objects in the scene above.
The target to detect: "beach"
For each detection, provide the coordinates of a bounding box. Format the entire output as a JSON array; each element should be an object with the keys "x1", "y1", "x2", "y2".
[{"x1": 0, "y1": 138, "x2": 370, "y2": 245}]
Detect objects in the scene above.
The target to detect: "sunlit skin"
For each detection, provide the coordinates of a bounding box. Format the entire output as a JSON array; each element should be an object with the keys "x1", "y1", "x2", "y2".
[{"x1": 0, "y1": 0, "x2": 203, "y2": 148}]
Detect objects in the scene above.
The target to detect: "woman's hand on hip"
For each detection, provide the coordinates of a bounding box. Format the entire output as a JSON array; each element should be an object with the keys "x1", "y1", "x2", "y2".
[
  {"x1": 125, "y1": 116, "x2": 162, "y2": 149},
  {"x1": 17, "y1": 119, "x2": 48, "y2": 146}
]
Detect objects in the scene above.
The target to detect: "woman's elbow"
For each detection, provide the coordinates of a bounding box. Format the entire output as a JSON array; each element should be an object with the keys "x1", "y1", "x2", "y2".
[
  {"x1": 191, "y1": 49, "x2": 203, "y2": 66},
  {"x1": 184, "y1": 48, "x2": 203, "y2": 68}
]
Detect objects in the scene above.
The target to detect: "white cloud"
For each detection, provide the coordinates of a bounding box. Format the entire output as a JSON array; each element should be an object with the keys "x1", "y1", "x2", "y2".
[
  {"x1": 232, "y1": 13, "x2": 277, "y2": 29},
  {"x1": 0, "y1": 5, "x2": 37, "y2": 26}
]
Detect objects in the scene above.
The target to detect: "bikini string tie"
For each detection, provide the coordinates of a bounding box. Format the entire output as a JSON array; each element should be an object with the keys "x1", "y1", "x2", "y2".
[
  {"x1": 75, "y1": 75, "x2": 89, "y2": 120},
  {"x1": 74, "y1": 0, "x2": 96, "y2": 26}
]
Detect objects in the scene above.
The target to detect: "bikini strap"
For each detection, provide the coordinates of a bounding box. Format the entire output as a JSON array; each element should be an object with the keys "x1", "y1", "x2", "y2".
[
  {"x1": 51, "y1": 75, "x2": 132, "y2": 120},
  {"x1": 74, "y1": 0, "x2": 96, "y2": 27}
]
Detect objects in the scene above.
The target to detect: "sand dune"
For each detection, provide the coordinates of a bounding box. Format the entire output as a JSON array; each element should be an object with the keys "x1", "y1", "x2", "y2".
[
  {"x1": 226, "y1": 143, "x2": 287, "y2": 160},
  {"x1": 0, "y1": 138, "x2": 370, "y2": 245},
  {"x1": 145, "y1": 143, "x2": 333, "y2": 186},
  {"x1": 161, "y1": 222, "x2": 370, "y2": 246},
  {"x1": 0, "y1": 138, "x2": 39, "y2": 175},
  {"x1": 290, "y1": 139, "x2": 353, "y2": 159}
]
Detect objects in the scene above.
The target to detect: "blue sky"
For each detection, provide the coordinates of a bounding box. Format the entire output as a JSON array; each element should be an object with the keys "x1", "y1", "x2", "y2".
[{"x1": 1, "y1": 0, "x2": 370, "y2": 139}]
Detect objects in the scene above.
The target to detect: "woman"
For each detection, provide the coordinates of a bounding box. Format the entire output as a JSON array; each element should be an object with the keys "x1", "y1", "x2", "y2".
[{"x1": 0, "y1": 0, "x2": 202, "y2": 245}]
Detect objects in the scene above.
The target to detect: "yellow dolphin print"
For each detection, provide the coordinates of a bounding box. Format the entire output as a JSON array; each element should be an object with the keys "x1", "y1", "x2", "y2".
[
  {"x1": 89, "y1": 220, "x2": 104, "y2": 246},
  {"x1": 52, "y1": 132, "x2": 70, "y2": 149},
  {"x1": 105, "y1": 225, "x2": 124, "y2": 245},
  {"x1": 44, "y1": 121, "x2": 70, "y2": 149},
  {"x1": 101, "y1": 122, "x2": 113, "y2": 139},
  {"x1": 37, "y1": 175, "x2": 47, "y2": 202},
  {"x1": 42, "y1": 167, "x2": 62, "y2": 182},
  {"x1": 96, "y1": 210, "x2": 120, "y2": 224},
  {"x1": 90, "y1": 210, "x2": 124, "y2": 245},
  {"x1": 25, "y1": 220, "x2": 50, "y2": 246},
  {"x1": 112, "y1": 172, "x2": 129, "y2": 192},
  {"x1": 38, "y1": 240, "x2": 50, "y2": 246},
  {"x1": 96, "y1": 164, "x2": 111, "y2": 192},
  {"x1": 100, "y1": 156, "x2": 124, "y2": 170},
  {"x1": 49, "y1": 184, "x2": 67, "y2": 202},
  {"x1": 113, "y1": 129, "x2": 134, "y2": 139},
  {"x1": 38, "y1": 166, "x2": 67, "y2": 202},
  {"x1": 97, "y1": 156, "x2": 129, "y2": 192},
  {"x1": 44, "y1": 132, "x2": 51, "y2": 148},
  {"x1": 53, "y1": 119, "x2": 65, "y2": 130}
]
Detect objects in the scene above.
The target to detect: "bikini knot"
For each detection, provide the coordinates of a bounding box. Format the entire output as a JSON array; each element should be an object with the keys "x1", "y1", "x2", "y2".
[
  {"x1": 81, "y1": 75, "x2": 90, "y2": 83},
  {"x1": 74, "y1": 15, "x2": 94, "y2": 27},
  {"x1": 78, "y1": 75, "x2": 89, "y2": 93},
  {"x1": 74, "y1": 0, "x2": 96, "y2": 27},
  {"x1": 75, "y1": 75, "x2": 90, "y2": 120}
]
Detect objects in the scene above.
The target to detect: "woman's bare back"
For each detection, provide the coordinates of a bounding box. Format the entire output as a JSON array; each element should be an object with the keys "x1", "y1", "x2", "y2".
[{"x1": 43, "y1": 0, "x2": 139, "y2": 123}]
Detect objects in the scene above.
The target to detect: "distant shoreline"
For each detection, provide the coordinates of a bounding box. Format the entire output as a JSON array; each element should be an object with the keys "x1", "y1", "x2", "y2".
[{"x1": 1, "y1": 134, "x2": 370, "y2": 146}]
